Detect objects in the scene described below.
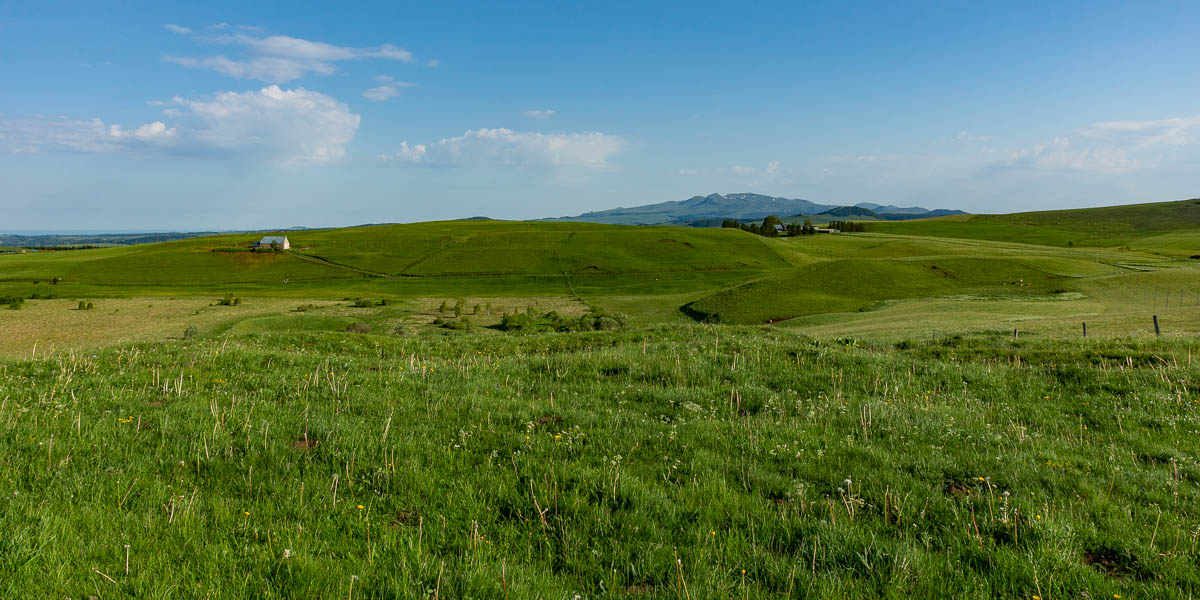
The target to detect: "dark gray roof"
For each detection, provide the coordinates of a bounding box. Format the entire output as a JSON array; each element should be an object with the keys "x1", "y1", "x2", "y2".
[{"x1": 258, "y1": 236, "x2": 289, "y2": 244}]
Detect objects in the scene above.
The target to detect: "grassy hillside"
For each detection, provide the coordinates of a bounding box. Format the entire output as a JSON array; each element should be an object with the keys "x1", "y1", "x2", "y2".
[
  {"x1": 3, "y1": 202, "x2": 1197, "y2": 342},
  {"x1": 684, "y1": 256, "x2": 1099, "y2": 324},
  {"x1": 2, "y1": 328, "x2": 1198, "y2": 598},
  {"x1": 0, "y1": 221, "x2": 788, "y2": 300},
  {"x1": 869, "y1": 198, "x2": 1200, "y2": 251}
]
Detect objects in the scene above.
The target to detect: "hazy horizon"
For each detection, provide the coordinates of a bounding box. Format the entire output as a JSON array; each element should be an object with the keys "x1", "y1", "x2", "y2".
[{"x1": 4, "y1": 1, "x2": 1200, "y2": 230}]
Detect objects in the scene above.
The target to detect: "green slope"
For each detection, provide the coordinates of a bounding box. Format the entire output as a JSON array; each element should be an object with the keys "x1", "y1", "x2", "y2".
[
  {"x1": 0, "y1": 221, "x2": 789, "y2": 299},
  {"x1": 869, "y1": 198, "x2": 1200, "y2": 251},
  {"x1": 683, "y1": 255, "x2": 1114, "y2": 324}
]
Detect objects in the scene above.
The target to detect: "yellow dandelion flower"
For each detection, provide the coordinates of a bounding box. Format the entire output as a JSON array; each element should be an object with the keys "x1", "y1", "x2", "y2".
[
  {"x1": 357, "y1": 504, "x2": 364, "y2": 510},
  {"x1": 244, "y1": 511, "x2": 250, "y2": 516}
]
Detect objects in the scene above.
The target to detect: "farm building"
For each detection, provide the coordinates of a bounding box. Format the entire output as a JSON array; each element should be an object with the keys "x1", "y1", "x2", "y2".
[
  {"x1": 814, "y1": 228, "x2": 840, "y2": 234},
  {"x1": 255, "y1": 235, "x2": 290, "y2": 250}
]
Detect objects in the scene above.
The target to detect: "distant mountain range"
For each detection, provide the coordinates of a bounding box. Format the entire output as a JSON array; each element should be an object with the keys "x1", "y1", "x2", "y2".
[{"x1": 542, "y1": 193, "x2": 966, "y2": 226}]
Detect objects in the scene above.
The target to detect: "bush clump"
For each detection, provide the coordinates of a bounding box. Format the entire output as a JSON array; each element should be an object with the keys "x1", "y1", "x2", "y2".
[
  {"x1": 345, "y1": 322, "x2": 372, "y2": 334},
  {"x1": 500, "y1": 307, "x2": 628, "y2": 333},
  {"x1": 432, "y1": 317, "x2": 471, "y2": 331},
  {"x1": 1, "y1": 296, "x2": 24, "y2": 310},
  {"x1": 216, "y1": 293, "x2": 241, "y2": 306},
  {"x1": 351, "y1": 298, "x2": 374, "y2": 308}
]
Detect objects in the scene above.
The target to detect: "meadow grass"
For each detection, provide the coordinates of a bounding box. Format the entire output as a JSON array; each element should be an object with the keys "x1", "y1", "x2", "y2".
[
  {"x1": 869, "y1": 198, "x2": 1200, "y2": 252},
  {"x1": 1, "y1": 326, "x2": 1198, "y2": 598}
]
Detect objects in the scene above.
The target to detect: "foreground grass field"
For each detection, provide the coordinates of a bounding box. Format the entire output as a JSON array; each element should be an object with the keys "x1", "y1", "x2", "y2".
[{"x1": 1, "y1": 327, "x2": 1198, "y2": 598}]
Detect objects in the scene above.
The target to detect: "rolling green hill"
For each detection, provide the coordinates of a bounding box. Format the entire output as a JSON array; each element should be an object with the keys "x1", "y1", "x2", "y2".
[
  {"x1": 869, "y1": 198, "x2": 1200, "y2": 252},
  {"x1": 4, "y1": 200, "x2": 1199, "y2": 336},
  {"x1": 0, "y1": 221, "x2": 790, "y2": 300}
]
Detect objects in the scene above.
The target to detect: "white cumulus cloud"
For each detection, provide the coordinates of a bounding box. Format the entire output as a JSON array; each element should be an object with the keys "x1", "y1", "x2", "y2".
[
  {"x1": 0, "y1": 86, "x2": 359, "y2": 165},
  {"x1": 164, "y1": 24, "x2": 191, "y2": 35},
  {"x1": 379, "y1": 128, "x2": 625, "y2": 169},
  {"x1": 178, "y1": 86, "x2": 360, "y2": 163},
  {"x1": 524, "y1": 109, "x2": 556, "y2": 120}
]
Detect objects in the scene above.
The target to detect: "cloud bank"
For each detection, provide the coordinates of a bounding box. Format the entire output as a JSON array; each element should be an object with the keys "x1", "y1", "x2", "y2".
[
  {"x1": 379, "y1": 128, "x2": 625, "y2": 168},
  {"x1": 1, "y1": 86, "x2": 359, "y2": 164}
]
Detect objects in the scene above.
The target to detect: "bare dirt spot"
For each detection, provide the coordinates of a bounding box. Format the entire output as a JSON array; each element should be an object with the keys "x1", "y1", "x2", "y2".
[
  {"x1": 293, "y1": 438, "x2": 318, "y2": 450},
  {"x1": 1083, "y1": 549, "x2": 1137, "y2": 578},
  {"x1": 531, "y1": 415, "x2": 563, "y2": 428},
  {"x1": 944, "y1": 481, "x2": 972, "y2": 498},
  {"x1": 391, "y1": 511, "x2": 419, "y2": 529}
]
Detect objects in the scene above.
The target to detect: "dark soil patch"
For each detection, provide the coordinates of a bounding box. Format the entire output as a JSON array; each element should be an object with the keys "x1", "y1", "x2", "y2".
[
  {"x1": 391, "y1": 511, "x2": 419, "y2": 529},
  {"x1": 532, "y1": 415, "x2": 563, "y2": 428},
  {"x1": 1083, "y1": 548, "x2": 1138, "y2": 578},
  {"x1": 944, "y1": 481, "x2": 972, "y2": 498}
]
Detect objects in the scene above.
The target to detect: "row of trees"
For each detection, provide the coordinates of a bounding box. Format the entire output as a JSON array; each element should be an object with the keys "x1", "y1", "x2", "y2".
[
  {"x1": 827, "y1": 220, "x2": 868, "y2": 232},
  {"x1": 721, "y1": 215, "x2": 867, "y2": 236}
]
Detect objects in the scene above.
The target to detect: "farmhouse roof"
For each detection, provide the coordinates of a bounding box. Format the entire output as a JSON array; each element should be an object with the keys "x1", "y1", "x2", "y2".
[{"x1": 258, "y1": 236, "x2": 289, "y2": 245}]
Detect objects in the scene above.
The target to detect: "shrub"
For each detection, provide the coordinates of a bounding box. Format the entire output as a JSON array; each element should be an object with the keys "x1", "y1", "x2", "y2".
[
  {"x1": 377, "y1": 298, "x2": 392, "y2": 306},
  {"x1": 440, "y1": 318, "x2": 470, "y2": 331},
  {"x1": 473, "y1": 304, "x2": 480, "y2": 315},
  {"x1": 352, "y1": 298, "x2": 373, "y2": 308},
  {"x1": 438, "y1": 300, "x2": 449, "y2": 312},
  {"x1": 217, "y1": 293, "x2": 240, "y2": 306},
  {"x1": 183, "y1": 325, "x2": 199, "y2": 339},
  {"x1": 78, "y1": 300, "x2": 88, "y2": 310},
  {"x1": 345, "y1": 323, "x2": 371, "y2": 334},
  {"x1": 500, "y1": 307, "x2": 628, "y2": 333},
  {"x1": 86, "y1": 301, "x2": 94, "y2": 310},
  {"x1": 1, "y1": 296, "x2": 23, "y2": 310}
]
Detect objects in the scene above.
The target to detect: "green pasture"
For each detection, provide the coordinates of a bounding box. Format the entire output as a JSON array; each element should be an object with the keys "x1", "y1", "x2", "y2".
[
  {"x1": 870, "y1": 198, "x2": 1200, "y2": 252},
  {"x1": 2, "y1": 201, "x2": 1199, "y2": 339},
  {"x1": 2, "y1": 328, "x2": 1199, "y2": 598}
]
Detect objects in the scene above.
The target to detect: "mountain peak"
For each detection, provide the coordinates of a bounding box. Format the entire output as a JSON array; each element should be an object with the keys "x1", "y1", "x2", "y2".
[{"x1": 540, "y1": 194, "x2": 966, "y2": 225}]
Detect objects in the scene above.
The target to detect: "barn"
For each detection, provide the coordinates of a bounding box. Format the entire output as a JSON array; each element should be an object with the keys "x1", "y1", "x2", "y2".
[{"x1": 255, "y1": 235, "x2": 290, "y2": 250}]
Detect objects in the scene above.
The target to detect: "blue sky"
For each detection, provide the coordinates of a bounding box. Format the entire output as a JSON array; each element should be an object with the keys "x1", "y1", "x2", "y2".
[{"x1": 3, "y1": 1, "x2": 1200, "y2": 230}]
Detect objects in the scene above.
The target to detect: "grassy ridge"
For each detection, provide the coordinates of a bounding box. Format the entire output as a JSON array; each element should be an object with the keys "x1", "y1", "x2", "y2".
[
  {"x1": 869, "y1": 198, "x2": 1200, "y2": 250},
  {"x1": 1, "y1": 328, "x2": 1198, "y2": 597},
  {"x1": 0, "y1": 221, "x2": 786, "y2": 300},
  {"x1": 684, "y1": 255, "x2": 1119, "y2": 324}
]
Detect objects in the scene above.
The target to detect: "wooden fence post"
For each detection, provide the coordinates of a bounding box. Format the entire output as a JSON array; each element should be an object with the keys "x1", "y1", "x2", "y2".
[
  {"x1": 1153, "y1": 315, "x2": 1160, "y2": 337},
  {"x1": 1082, "y1": 322, "x2": 1087, "y2": 338}
]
